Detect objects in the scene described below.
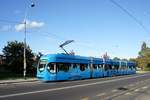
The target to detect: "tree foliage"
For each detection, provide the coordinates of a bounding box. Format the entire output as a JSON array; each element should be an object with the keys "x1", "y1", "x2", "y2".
[
  {"x1": 129, "y1": 58, "x2": 136, "y2": 62},
  {"x1": 136, "y1": 42, "x2": 150, "y2": 71},
  {"x1": 113, "y1": 57, "x2": 120, "y2": 60},
  {"x1": 121, "y1": 58, "x2": 128, "y2": 61},
  {"x1": 33, "y1": 52, "x2": 43, "y2": 68},
  {"x1": 139, "y1": 42, "x2": 150, "y2": 57},
  {"x1": 141, "y1": 42, "x2": 147, "y2": 51},
  {"x1": 2, "y1": 40, "x2": 35, "y2": 74}
]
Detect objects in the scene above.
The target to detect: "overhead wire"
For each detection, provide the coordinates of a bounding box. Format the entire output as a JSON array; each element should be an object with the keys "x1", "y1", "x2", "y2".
[
  {"x1": 110, "y1": 0, "x2": 150, "y2": 34},
  {"x1": 0, "y1": 19, "x2": 23, "y2": 24}
]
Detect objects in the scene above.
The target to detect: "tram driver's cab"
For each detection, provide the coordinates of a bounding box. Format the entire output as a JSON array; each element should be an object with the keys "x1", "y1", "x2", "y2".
[{"x1": 47, "y1": 63, "x2": 56, "y2": 74}]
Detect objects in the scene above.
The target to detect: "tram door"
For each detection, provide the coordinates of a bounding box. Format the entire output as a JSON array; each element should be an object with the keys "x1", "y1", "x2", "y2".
[
  {"x1": 47, "y1": 63, "x2": 56, "y2": 80},
  {"x1": 71, "y1": 64, "x2": 80, "y2": 80}
]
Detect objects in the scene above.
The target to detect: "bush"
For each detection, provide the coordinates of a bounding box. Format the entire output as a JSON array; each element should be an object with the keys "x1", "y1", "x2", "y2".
[{"x1": 144, "y1": 63, "x2": 150, "y2": 71}]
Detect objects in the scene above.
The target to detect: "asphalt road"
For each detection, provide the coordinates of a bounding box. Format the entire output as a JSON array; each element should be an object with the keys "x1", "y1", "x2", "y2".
[{"x1": 0, "y1": 73, "x2": 150, "y2": 100}]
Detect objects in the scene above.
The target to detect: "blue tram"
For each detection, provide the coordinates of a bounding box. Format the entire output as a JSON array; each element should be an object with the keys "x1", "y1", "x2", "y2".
[{"x1": 37, "y1": 54, "x2": 136, "y2": 81}]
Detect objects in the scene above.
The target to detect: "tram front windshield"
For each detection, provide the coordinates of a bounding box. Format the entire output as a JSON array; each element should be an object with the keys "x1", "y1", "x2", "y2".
[{"x1": 38, "y1": 60, "x2": 47, "y2": 72}]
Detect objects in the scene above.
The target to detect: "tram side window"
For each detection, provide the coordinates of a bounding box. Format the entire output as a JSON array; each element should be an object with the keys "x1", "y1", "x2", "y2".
[
  {"x1": 47, "y1": 63, "x2": 56, "y2": 73},
  {"x1": 122, "y1": 65, "x2": 127, "y2": 70},
  {"x1": 119, "y1": 65, "x2": 122, "y2": 70},
  {"x1": 109, "y1": 65, "x2": 112, "y2": 70},
  {"x1": 73, "y1": 64, "x2": 77, "y2": 69},
  {"x1": 117, "y1": 65, "x2": 119, "y2": 70},
  {"x1": 93, "y1": 64, "x2": 98, "y2": 69},
  {"x1": 114, "y1": 65, "x2": 119, "y2": 70},
  {"x1": 57, "y1": 63, "x2": 70, "y2": 72},
  {"x1": 128, "y1": 66, "x2": 130, "y2": 70},
  {"x1": 104, "y1": 64, "x2": 111, "y2": 71},
  {"x1": 98, "y1": 64, "x2": 103, "y2": 70},
  {"x1": 130, "y1": 66, "x2": 136, "y2": 70},
  {"x1": 119, "y1": 65, "x2": 123, "y2": 70},
  {"x1": 112, "y1": 65, "x2": 117, "y2": 70},
  {"x1": 128, "y1": 66, "x2": 131, "y2": 70},
  {"x1": 128, "y1": 66, "x2": 130, "y2": 69},
  {"x1": 133, "y1": 66, "x2": 136, "y2": 70},
  {"x1": 121, "y1": 65, "x2": 125, "y2": 70},
  {"x1": 85, "y1": 64, "x2": 88, "y2": 69},
  {"x1": 80, "y1": 64, "x2": 87, "y2": 71},
  {"x1": 104, "y1": 64, "x2": 108, "y2": 71}
]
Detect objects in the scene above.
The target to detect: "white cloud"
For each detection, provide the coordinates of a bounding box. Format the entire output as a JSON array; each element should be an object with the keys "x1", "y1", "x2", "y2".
[
  {"x1": 15, "y1": 24, "x2": 24, "y2": 31},
  {"x1": 30, "y1": 21, "x2": 44, "y2": 28},
  {"x1": 15, "y1": 20, "x2": 45, "y2": 31}
]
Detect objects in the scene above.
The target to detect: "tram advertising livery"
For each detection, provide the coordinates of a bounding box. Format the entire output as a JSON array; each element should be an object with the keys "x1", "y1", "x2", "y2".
[{"x1": 37, "y1": 54, "x2": 136, "y2": 81}]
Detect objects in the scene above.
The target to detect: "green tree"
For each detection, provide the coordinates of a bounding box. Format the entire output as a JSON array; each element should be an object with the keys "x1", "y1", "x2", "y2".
[
  {"x1": 2, "y1": 40, "x2": 35, "y2": 74},
  {"x1": 145, "y1": 63, "x2": 150, "y2": 71},
  {"x1": 136, "y1": 42, "x2": 150, "y2": 71},
  {"x1": 139, "y1": 42, "x2": 150, "y2": 57},
  {"x1": 113, "y1": 57, "x2": 120, "y2": 60},
  {"x1": 121, "y1": 58, "x2": 128, "y2": 61},
  {"x1": 129, "y1": 58, "x2": 136, "y2": 62},
  {"x1": 33, "y1": 52, "x2": 43, "y2": 68},
  {"x1": 141, "y1": 42, "x2": 147, "y2": 51}
]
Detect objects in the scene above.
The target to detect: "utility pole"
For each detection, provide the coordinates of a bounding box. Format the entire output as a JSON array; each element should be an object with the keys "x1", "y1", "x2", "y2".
[
  {"x1": 23, "y1": 2, "x2": 35, "y2": 80},
  {"x1": 24, "y1": 20, "x2": 27, "y2": 79}
]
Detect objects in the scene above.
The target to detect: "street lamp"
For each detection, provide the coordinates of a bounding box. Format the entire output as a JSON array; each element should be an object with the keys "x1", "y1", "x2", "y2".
[{"x1": 23, "y1": 2, "x2": 35, "y2": 80}]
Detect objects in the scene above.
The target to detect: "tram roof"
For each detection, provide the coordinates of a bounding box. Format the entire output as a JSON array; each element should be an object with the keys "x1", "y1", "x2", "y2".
[
  {"x1": 40, "y1": 54, "x2": 135, "y2": 66},
  {"x1": 41, "y1": 54, "x2": 104, "y2": 64},
  {"x1": 112, "y1": 60, "x2": 136, "y2": 66}
]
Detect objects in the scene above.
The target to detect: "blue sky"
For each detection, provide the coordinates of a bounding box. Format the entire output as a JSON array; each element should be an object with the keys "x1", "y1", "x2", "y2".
[{"x1": 0, "y1": 0, "x2": 150, "y2": 59}]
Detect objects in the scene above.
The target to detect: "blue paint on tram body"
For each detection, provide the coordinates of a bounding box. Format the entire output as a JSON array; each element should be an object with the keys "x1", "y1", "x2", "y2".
[{"x1": 37, "y1": 54, "x2": 136, "y2": 81}]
